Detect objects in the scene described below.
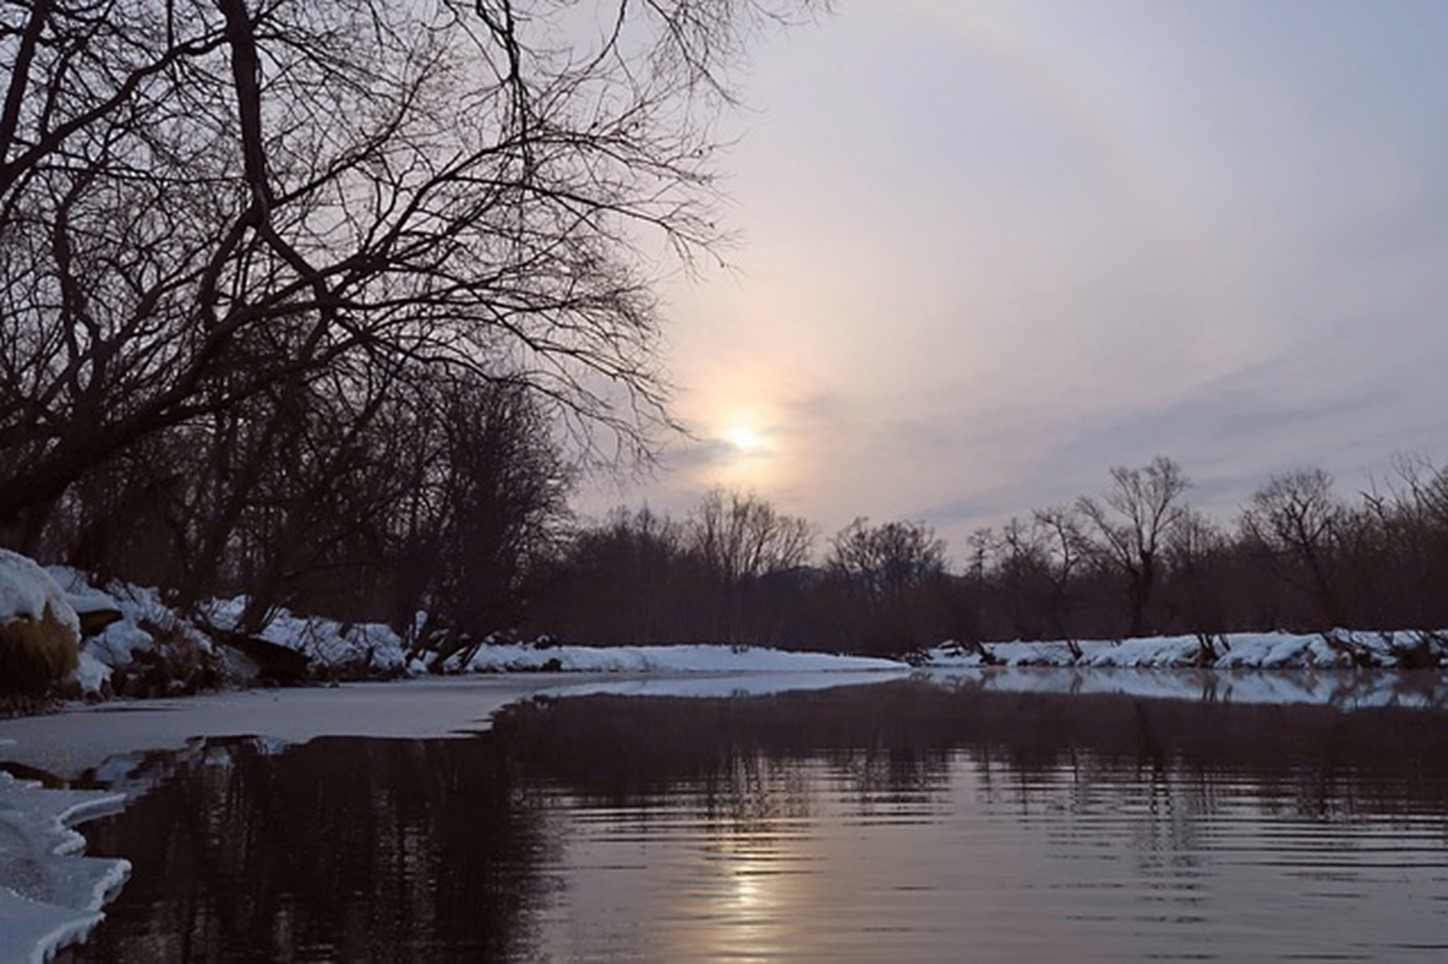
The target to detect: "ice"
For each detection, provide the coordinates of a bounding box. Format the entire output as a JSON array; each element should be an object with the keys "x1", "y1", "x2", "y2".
[
  {"x1": 0, "y1": 771, "x2": 129, "y2": 964},
  {"x1": 534, "y1": 668, "x2": 912, "y2": 700},
  {"x1": 0, "y1": 888, "x2": 103, "y2": 964},
  {"x1": 0, "y1": 678, "x2": 554, "y2": 779}
]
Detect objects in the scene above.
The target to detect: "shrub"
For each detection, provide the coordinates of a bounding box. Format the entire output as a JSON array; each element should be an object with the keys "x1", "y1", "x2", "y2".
[{"x1": 0, "y1": 602, "x2": 80, "y2": 696}]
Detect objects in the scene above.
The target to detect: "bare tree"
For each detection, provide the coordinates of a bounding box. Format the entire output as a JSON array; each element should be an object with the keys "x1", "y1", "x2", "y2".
[
  {"x1": 1240, "y1": 468, "x2": 1349, "y2": 627},
  {"x1": 0, "y1": 0, "x2": 820, "y2": 536},
  {"x1": 688, "y1": 488, "x2": 814, "y2": 584},
  {"x1": 683, "y1": 487, "x2": 813, "y2": 641},
  {"x1": 1077, "y1": 456, "x2": 1191, "y2": 637},
  {"x1": 1161, "y1": 507, "x2": 1231, "y2": 653},
  {"x1": 825, "y1": 517, "x2": 953, "y2": 652},
  {"x1": 828, "y1": 517, "x2": 948, "y2": 601},
  {"x1": 1032, "y1": 504, "x2": 1087, "y2": 638},
  {"x1": 989, "y1": 516, "x2": 1048, "y2": 638},
  {"x1": 1365, "y1": 456, "x2": 1448, "y2": 626}
]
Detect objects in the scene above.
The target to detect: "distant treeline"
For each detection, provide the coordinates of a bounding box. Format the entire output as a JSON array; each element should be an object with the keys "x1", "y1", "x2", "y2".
[
  {"x1": 9, "y1": 440, "x2": 1448, "y2": 656},
  {"x1": 527, "y1": 456, "x2": 1448, "y2": 655}
]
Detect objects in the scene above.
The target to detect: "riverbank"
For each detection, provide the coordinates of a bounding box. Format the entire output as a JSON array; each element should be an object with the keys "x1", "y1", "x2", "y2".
[{"x1": 5, "y1": 553, "x2": 1448, "y2": 716}]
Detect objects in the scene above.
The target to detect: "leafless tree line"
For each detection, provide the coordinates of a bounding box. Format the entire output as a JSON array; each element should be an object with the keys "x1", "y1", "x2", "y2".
[
  {"x1": 530, "y1": 455, "x2": 1448, "y2": 655},
  {"x1": 531, "y1": 488, "x2": 956, "y2": 651},
  {"x1": 34, "y1": 362, "x2": 568, "y2": 635},
  {"x1": 0, "y1": 1, "x2": 818, "y2": 635}
]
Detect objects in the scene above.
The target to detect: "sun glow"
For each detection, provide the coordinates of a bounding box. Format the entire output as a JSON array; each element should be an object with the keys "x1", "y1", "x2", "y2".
[{"x1": 726, "y1": 425, "x2": 767, "y2": 453}]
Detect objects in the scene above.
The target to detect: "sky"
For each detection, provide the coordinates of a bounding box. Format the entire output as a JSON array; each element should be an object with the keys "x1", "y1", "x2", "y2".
[{"x1": 582, "y1": 0, "x2": 1448, "y2": 555}]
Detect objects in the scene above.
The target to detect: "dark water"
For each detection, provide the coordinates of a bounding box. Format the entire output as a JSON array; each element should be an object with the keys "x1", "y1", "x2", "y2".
[{"x1": 54, "y1": 679, "x2": 1448, "y2": 962}]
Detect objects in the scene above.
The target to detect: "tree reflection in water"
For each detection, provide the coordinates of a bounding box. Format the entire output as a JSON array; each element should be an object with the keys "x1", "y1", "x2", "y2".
[
  {"x1": 493, "y1": 680, "x2": 1448, "y2": 819},
  {"x1": 55, "y1": 678, "x2": 1448, "y2": 961},
  {"x1": 64, "y1": 737, "x2": 548, "y2": 962}
]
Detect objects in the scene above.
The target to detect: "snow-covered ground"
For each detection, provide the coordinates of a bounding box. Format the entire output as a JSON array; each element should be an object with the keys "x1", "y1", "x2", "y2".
[
  {"x1": 455, "y1": 641, "x2": 905, "y2": 674},
  {"x1": 919, "y1": 629, "x2": 1448, "y2": 671}
]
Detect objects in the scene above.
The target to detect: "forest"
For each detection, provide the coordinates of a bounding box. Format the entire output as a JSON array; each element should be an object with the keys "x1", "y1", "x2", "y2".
[
  {"x1": 13, "y1": 428, "x2": 1448, "y2": 658},
  {"x1": 526, "y1": 455, "x2": 1448, "y2": 654}
]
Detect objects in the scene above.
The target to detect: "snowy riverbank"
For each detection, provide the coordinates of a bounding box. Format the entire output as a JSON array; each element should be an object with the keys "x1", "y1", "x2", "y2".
[
  {"x1": 4, "y1": 556, "x2": 1446, "y2": 708},
  {"x1": 919, "y1": 629, "x2": 1448, "y2": 671}
]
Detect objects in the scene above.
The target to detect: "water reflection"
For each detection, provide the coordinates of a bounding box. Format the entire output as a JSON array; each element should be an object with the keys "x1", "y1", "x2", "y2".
[
  {"x1": 60, "y1": 737, "x2": 549, "y2": 962},
  {"x1": 53, "y1": 678, "x2": 1448, "y2": 961}
]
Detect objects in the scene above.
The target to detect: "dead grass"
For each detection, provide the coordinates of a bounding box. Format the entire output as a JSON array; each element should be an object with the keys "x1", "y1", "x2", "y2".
[{"x1": 0, "y1": 601, "x2": 79, "y2": 696}]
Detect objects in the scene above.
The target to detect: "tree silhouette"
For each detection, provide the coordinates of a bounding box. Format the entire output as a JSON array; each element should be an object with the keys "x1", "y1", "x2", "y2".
[
  {"x1": 0, "y1": 0, "x2": 818, "y2": 535},
  {"x1": 1077, "y1": 456, "x2": 1191, "y2": 638}
]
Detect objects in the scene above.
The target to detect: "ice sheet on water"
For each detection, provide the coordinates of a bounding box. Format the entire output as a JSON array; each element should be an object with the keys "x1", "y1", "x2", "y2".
[
  {"x1": 535, "y1": 668, "x2": 912, "y2": 700},
  {"x1": 0, "y1": 771, "x2": 129, "y2": 964}
]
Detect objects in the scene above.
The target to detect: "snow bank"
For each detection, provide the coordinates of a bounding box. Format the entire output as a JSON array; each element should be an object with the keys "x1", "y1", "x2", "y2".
[
  {"x1": 23, "y1": 556, "x2": 1448, "y2": 700},
  {"x1": 0, "y1": 771, "x2": 129, "y2": 963},
  {"x1": 202, "y1": 596, "x2": 410, "y2": 676},
  {"x1": 453, "y1": 641, "x2": 907, "y2": 675},
  {"x1": 1, "y1": 552, "x2": 80, "y2": 638},
  {"x1": 35, "y1": 567, "x2": 908, "y2": 696},
  {"x1": 921, "y1": 629, "x2": 1448, "y2": 671}
]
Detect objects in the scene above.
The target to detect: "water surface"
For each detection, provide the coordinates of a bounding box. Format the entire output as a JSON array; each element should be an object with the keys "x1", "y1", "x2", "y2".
[{"x1": 47, "y1": 676, "x2": 1448, "y2": 961}]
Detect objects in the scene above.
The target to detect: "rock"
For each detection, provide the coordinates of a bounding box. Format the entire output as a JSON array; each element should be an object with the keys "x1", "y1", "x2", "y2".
[
  {"x1": 209, "y1": 630, "x2": 311, "y2": 684},
  {"x1": 76, "y1": 607, "x2": 124, "y2": 639}
]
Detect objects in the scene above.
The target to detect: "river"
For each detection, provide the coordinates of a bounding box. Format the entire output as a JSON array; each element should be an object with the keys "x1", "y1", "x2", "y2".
[{"x1": 14, "y1": 672, "x2": 1444, "y2": 962}]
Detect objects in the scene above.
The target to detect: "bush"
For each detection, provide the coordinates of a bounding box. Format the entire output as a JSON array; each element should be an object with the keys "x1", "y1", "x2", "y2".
[{"x1": 0, "y1": 602, "x2": 79, "y2": 696}]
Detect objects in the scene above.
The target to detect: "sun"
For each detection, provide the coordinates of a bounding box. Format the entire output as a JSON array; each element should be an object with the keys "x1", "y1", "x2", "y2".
[{"x1": 726, "y1": 425, "x2": 766, "y2": 453}]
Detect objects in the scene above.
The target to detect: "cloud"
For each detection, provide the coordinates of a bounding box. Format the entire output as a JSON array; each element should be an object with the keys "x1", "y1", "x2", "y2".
[{"x1": 575, "y1": 1, "x2": 1448, "y2": 559}]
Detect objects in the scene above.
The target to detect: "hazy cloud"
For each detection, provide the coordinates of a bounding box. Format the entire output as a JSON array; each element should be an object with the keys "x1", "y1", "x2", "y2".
[{"x1": 579, "y1": 1, "x2": 1448, "y2": 554}]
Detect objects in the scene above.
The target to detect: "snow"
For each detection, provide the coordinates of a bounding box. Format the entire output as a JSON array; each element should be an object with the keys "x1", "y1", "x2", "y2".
[
  {"x1": 71, "y1": 652, "x2": 112, "y2": 696},
  {"x1": 0, "y1": 771, "x2": 129, "y2": 964},
  {"x1": 0, "y1": 550, "x2": 80, "y2": 639},
  {"x1": 454, "y1": 642, "x2": 907, "y2": 675},
  {"x1": 920, "y1": 629, "x2": 1447, "y2": 671},
  {"x1": 201, "y1": 596, "x2": 409, "y2": 675},
  {"x1": 85, "y1": 580, "x2": 212, "y2": 667},
  {"x1": 41, "y1": 567, "x2": 120, "y2": 618},
  {"x1": 43, "y1": 572, "x2": 216, "y2": 697}
]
